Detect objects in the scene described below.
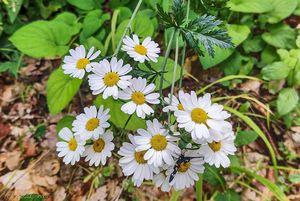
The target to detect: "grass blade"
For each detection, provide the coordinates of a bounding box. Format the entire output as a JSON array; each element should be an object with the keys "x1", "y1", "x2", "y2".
[
  {"x1": 224, "y1": 106, "x2": 278, "y2": 180},
  {"x1": 197, "y1": 75, "x2": 261, "y2": 94}
]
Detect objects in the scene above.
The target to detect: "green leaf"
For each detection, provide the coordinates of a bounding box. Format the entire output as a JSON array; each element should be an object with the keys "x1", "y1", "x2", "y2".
[
  {"x1": 46, "y1": 68, "x2": 82, "y2": 115},
  {"x1": 200, "y1": 24, "x2": 250, "y2": 69},
  {"x1": 216, "y1": 189, "x2": 241, "y2": 201},
  {"x1": 227, "y1": 0, "x2": 274, "y2": 13},
  {"x1": 138, "y1": 57, "x2": 182, "y2": 90},
  {"x1": 83, "y1": 37, "x2": 105, "y2": 56},
  {"x1": 66, "y1": 0, "x2": 103, "y2": 10},
  {"x1": 94, "y1": 96, "x2": 146, "y2": 131},
  {"x1": 294, "y1": 0, "x2": 300, "y2": 15},
  {"x1": 262, "y1": 24, "x2": 296, "y2": 49},
  {"x1": 243, "y1": 36, "x2": 265, "y2": 53},
  {"x1": 184, "y1": 15, "x2": 234, "y2": 57},
  {"x1": 53, "y1": 12, "x2": 82, "y2": 35},
  {"x1": 80, "y1": 10, "x2": 110, "y2": 41},
  {"x1": 10, "y1": 20, "x2": 74, "y2": 58},
  {"x1": 277, "y1": 88, "x2": 299, "y2": 116},
  {"x1": 288, "y1": 174, "x2": 300, "y2": 183},
  {"x1": 0, "y1": 61, "x2": 19, "y2": 77},
  {"x1": 261, "y1": 62, "x2": 291, "y2": 81},
  {"x1": 20, "y1": 194, "x2": 44, "y2": 201},
  {"x1": 235, "y1": 130, "x2": 259, "y2": 146},
  {"x1": 5, "y1": 0, "x2": 23, "y2": 23},
  {"x1": 56, "y1": 115, "x2": 75, "y2": 133},
  {"x1": 231, "y1": 166, "x2": 288, "y2": 201},
  {"x1": 115, "y1": 16, "x2": 155, "y2": 42},
  {"x1": 33, "y1": 124, "x2": 47, "y2": 140},
  {"x1": 263, "y1": 0, "x2": 298, "y2": 24},
  {"x1": 203, "y1": 164, "x2": 226, "y2": 187}
]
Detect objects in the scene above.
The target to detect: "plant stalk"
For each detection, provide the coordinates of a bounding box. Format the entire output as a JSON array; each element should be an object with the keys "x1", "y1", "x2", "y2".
[
  {"x1": 179, "y1": 0, "x2": 191, "y2": 89},
  {"x1": 168, "y1": 30, "x2": 180, "y2": 123},
  {"x1": 159, "y1": 28, "x2": 176, "y2": 103},
  {"x1": 113, "y1": 0, "x2": 143, "y2": 56},
  {"x1": 196, "y1": 173, "x2": 203, "y2": 201}
]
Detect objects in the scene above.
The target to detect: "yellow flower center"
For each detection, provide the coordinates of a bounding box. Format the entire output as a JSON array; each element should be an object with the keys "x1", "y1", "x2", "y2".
[
  {"x1": 93, "y1": 138, "x2": 105, "y2": 152},
  {"x1": 150, "y1": 135, "x2": 167, "y2": 151},
  {"x1": 134, "y1": 45, "x2": 147, "y2": 55},
  {"x1": 131, "y1": 91, "x2": 145, "y2": 105},
  {"x1": 177, "y1": 103, "x2": 184, "y2": 110},
  {"x1": 208, "y1": 141, "x2": 221, "y2": 152},
  {"x1": 178, "y1": 161, "x2": 191, "y2": 172},
  {"x1": 68, "y1": 138, "x2": 78, "y2": 151},
  {"x1": 103, "y1": 72, "x2": 120, "y2": 87},
  {"x1": 191, "y1": 108, "x2": 208, "y2": 124},
  {"x1": 86, "y1": 118, "x2": 100, "y2": 131},
  {"x1": 76, "y1": 58, "x2": 90, "y2": 69},
  {"x1": 134, "y1": 150, "x2": 147, "y2": 164}
]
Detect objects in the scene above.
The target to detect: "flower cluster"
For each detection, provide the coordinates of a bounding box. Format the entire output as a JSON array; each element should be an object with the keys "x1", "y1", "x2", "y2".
[{"x1": 56, "y1": 34, "x2": 237, "y2": 192}]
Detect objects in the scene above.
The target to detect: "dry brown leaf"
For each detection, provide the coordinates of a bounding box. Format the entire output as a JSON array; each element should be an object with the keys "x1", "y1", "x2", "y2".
[
  {"x1": 53, "y1": 186, "x2": 67, "y2": 201},
  {"x1": 83, "y1": 186, "x2": 107, "y2": 201},
  {"x1": 239, "y1": 80, "x2": 261, "y2": 94},
  {"x1": 5, "y1": 151, "x2": 22, "y2": 170}
]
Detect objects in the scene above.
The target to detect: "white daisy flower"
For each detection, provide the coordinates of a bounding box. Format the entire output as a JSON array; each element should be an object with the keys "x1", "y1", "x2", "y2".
[
  {"x1": 167, "y1": 151, "x2": 205, "y2": 191},
  {"x1": 153, "y1": 166, "x2": 172, "y2": 192},
  {"x1": 174, "y1": 91, "x2": 231, "y2": 140},
  {"x1": 162, "y1": 90, "x2": 186, "y2": 112},
  {"x1": 72, "y1": 105, "x2": 110, "y2": 141},
  {"x1": 82, "y1": 130, "x2": 115, "y2": 166},
  {"x1": 118, "y1": 134, "x2": 159, "y2": 187},
  {"x1": 56, "y1": 128, "x2": 85, "y2": 165},
  {"x1": 134, "y1": 119, "x2": 181, "y2": 167},
  {"x1": 121, "y1": 34, "x2": 160, "y2": 63},
  {"x1": 62, "y1": 45, "x2": 100, "y2": 79},
  {"x1": 88, "y1": 57, "x2": 132, "y2": 99},
  {"x1": 198, "y1": 130, "x2": 237, "y2": 168},
  {"x1": 119, "y1": 77, "x2": 160, "y2": 119}
]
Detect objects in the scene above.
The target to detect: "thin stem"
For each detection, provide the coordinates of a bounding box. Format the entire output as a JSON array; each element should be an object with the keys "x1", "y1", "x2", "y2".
[
  {"x1": 179, "y1": 0, "x2": 190, "y2": 89},
  {"x1": 111, "y1": 9, "x2": 120, "y2": 51},
  {"x1": 196, "y1": 173, "x2": 203, "y2": 201},
  {"x1": 170, "y1": 190, "x2": 181, "y2": 201},
  {"x1": 113, "y1": 0, "x2": 143, "y2": 56},
  {"x1": 118, "y1": 115, "x2": 133, "y2": 136},
  {"x1": 159, "y1": 28, "x2": 176, "y2": 102},
  {"x1": 168, "y1": 30, "x2": 180, "y2": 123}
]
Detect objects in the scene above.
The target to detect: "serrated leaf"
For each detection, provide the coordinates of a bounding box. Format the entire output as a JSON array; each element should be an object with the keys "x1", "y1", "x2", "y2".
[
  {"x1": 138, "y1": 57, "x2": 182, "y2": 90},
  {"x1": 183, "y1": 15, "x2": 234, "y2": 57},
  {"x1": 235, "y1": 130, "x2": 258, "y2": 146},
  {"x1": 94, "y1": 96, "x2": 146, "y2": 131},
  {"x1": 200, "y1": 24, "x2": 250, "y2": 69},
  {"x1": 46, "y1": 68, "x2": 82, "y2": 115},
  {"x1": 277, "y1": 88, "x2": 299, "y2": 116},
  {"x1": 9, "y1": 20, "x2": 74, "y2": 58}
]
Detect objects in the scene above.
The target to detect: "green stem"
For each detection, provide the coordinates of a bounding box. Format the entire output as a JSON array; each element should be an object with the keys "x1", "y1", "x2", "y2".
[
  {"x1": 196, "y1": 173, "x2": 203, "y2": 201},
  {"x1": 159, "y1": 28, "x2": 176, "y2": 102},
  {"x1": 168, "y1": 30, "x2": 180, "y2": 123},
  {"x1": 179, "y1": 0, "x2": 190, "y2": 89},
  {"x1": 111, "y1": 9, "x2": 120, "y2": 51},
  {"x1": 118, "y1": 115, "x2": 133, "y2": 136},
  {"x1": 113, "y1": 0, "x2": 143, "y2": 56},
  {"x1": 170, "y1": 190, "x2": 181, "y2": 201}
]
